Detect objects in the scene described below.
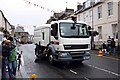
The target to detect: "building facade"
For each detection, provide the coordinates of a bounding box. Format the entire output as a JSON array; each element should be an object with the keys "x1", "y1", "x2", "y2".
[
  {"x1": 76, "y1": 0, "x2": 119, "y2": 49},
  {"x1": 15, "y1": 26, "x2": 29, "y2": 44},
  {"x1": 0, "y1": 10, "x2": 14, "y2": 35}
]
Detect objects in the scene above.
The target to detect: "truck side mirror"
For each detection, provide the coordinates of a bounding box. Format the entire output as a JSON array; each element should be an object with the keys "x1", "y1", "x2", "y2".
[
  {"x1": 71, "y1": 23, "x2": 76, "y2": 29},
  {"x1": 88, "y1": 26, "x2": 91, "y2": 30},
  {"x1": 88, "y1": 31, "x2": 92, "y2": 36}
]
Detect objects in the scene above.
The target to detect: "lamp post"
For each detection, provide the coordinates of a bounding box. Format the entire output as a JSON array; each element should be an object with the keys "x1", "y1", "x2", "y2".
[
  {"x1": 118, "y1": 1, "x2": 120, "y2": 53},
  {"x1": 91, "y1": 1, "x2": 94, "y2": 49}
]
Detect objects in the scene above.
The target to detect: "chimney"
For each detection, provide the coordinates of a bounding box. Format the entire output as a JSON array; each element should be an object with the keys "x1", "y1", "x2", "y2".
[
  {"x1": 83, "y1": 2, "x2": 85, "y2": 9},
  {"x1": 77, "y1": 4, "x2": 83, "y2": 11}
]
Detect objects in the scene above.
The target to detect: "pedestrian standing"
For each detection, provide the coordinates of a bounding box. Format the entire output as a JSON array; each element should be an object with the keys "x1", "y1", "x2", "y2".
[
  {"x1": 110, "y1": 38, "x2": 116, "y2": 55},
  {"x1": 107, "y1": 36, "x2": 111, "y2": 54},
  {"x1": 102, "y1": 42, "x2": 107, "y2": 55},
  {"x1": 17, "y1": 51, "x2": 22, "y2": 71},
  {"x1": 7, "y1": 36, "x2": 17, "y2": 79}
]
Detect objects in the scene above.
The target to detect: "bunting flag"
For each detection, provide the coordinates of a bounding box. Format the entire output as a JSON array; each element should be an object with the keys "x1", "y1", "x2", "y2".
[{"x1": 23, "y1": 0, "x2": 62, "y2": 13}]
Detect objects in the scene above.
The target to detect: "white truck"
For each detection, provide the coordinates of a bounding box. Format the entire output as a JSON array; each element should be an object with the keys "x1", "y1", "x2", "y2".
[
  {"x1": 0, "y1": 32, "x2": 4, "y2": 45},
  {"x1": 33, "y1": 20, "x2": 91, "y2": 64}
]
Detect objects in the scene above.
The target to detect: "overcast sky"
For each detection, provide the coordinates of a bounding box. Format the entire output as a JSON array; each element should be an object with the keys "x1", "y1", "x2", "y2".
[{"x1": 0, "y1": 0, "x2": 86, "y2": 35}]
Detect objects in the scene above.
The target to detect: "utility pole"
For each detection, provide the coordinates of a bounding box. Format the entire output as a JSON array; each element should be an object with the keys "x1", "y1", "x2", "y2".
[
  {"x1": 91, "y1": 0, "x2": 94, "y2": 49},
  {"x1": 118, "y1": 1, "x2": 120, "y2": 53},
  {"x1": 66, "y1": 2, "x2": 68, "y2": 9}
]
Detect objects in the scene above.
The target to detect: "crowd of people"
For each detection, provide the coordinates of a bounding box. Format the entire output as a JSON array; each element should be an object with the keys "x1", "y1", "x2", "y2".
[
  {"x1": 101, "y1": 36, "x2": 116, "y2": 55},
  {"x1": 1, "y1": 36, "x2": 22, "y2": 80}
]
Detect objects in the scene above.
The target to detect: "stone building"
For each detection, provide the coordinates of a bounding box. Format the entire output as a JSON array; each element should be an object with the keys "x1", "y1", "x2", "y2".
[
  {"x1": 15, "y1": 26, "x2": 29, "y2": 44},
  {"x1": 0, "y1": 10, "x2": 14, "y2": 35},
  {"x1": 46, "y1": 8, "x2": 74, "y2": 24},
  {"x1": 76, "y1": 0, "x2": 119, "y2": 49}
]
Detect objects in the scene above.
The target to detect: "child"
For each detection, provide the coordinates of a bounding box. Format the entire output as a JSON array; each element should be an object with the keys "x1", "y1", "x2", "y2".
[
  {"x1": 102, "y1": 42, "x2": 107, "y2": 55},
  {"x1": 17, "y1": 51, "x2": 22, "y2": 71}
]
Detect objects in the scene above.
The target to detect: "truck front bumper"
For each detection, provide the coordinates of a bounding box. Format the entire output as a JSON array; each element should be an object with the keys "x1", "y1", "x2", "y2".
[{"x1": 54, "y1": 51, "x2": 90, "y2": 62}]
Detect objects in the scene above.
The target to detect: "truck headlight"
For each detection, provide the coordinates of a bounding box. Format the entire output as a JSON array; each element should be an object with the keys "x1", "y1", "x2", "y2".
[
  {"x1": 88, "y1": 44, "x2": 91, "y2": 49},
  {"x1": 58, "y1": 52, "x2": 69, "y2": 57},
  {"x1": 84, "y1": 56, "x2": 90, "y2": 60},
  {"x1": 86, "y1": 51, "x2": 90, "y2": 55}
]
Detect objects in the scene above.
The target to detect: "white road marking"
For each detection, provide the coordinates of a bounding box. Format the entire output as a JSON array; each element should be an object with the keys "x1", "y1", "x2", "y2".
[
  {"x1": 70, "y1": 70, "x2": 77, "y2": 75},
  {"x1": 84, "y1": 77, "x2": 90, "y2": 80},
  {"x1": 88, "y1": 64, "x2": 120, "y2": 77}
]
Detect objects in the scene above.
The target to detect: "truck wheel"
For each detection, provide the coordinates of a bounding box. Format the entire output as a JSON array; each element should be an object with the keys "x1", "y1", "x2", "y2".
[{"x1": 48, "y1": 51, "x2": 55, "y2": 65}]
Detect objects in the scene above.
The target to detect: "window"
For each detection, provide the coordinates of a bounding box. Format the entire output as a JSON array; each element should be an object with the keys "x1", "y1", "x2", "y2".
[
  {"x1": 98, "y1": 26, "x2": 102, "y2": 39},
  {"x1": 78, "y1": 15, "x2": 80, "y2": 21},
  {"x1": 112, "y1": 24, "x2": 118, "y2": 39},
  {"x1": 98, "y1": 6, "x2": 102, "y2": 19},
  {"x1": 83, "y1": 12, "x2": 86, "y2": 22},
  {"x1": 89, "y1": 10, "x2": 92, "y2": 21},
  {"x1": 108, "y1": 2, "x2": 113, "y2": 16},
  {"x1": 42, "y1": 32, "x2": 44, "y2": 40}
]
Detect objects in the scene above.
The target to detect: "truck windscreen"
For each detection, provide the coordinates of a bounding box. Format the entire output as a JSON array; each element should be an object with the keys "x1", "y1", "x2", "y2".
[{"x1": 59, "y1": 22, "x2": 89, "y2": 38}]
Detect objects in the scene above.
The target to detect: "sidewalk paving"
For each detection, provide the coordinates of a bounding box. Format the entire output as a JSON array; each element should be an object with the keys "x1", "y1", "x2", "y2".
[
  {"x1": 16, "y1": 70, "x2": 22, "y2": 78},
  {"x1": 90, "y1": 50, "x2": 120, "y2": 59}
]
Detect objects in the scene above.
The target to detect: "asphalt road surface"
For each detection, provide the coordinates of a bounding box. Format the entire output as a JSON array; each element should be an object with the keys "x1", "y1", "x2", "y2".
[{"x1": 19, "y1": 44, "x2": 120, "y2": 79}]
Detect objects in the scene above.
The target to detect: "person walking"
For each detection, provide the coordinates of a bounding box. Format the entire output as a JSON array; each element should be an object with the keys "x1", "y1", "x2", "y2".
[
  {"x1": 107, "y1": 36, "x2": 112, "y2": 54},
  {"x1": 17, "y1": 51, "x2": 22, "y2": 71},
  {"x1": 7, "y1": 36, "x2": 17, "y2": 79},
  {"x1": 2, "y1": 40, "x2": 11, "y2": 80},
  {"x1": 110, "y1": 38, "x2": 116, "y2": 55},
  {"x1": 102, "y1": 42, "x2": 107, "y2": 55}
]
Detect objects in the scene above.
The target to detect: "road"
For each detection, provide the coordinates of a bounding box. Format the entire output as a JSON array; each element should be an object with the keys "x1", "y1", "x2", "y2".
[{"x1": 19, "y1": 44, "x2": 119, "y2": 79}]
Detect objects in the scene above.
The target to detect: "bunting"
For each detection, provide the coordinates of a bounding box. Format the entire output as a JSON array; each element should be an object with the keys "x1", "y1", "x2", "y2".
[{"x1": 23, "y1": 0, "x2": 62, "y2": 13}]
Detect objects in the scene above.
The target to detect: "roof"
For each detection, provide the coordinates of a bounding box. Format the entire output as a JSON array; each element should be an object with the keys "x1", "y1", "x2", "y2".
[
  {"x1": 50, "y1": 20, "x2": 88, "y2": 25},
  {"x1": 0, "y1": 10, "x2": 12, "y2": 27},
  {"x1": 15, "y1": 26, "x2": 25, "y2": 32},
  {"x1": 15, "y1": 29, "x2": 24, "y2": 32},
  {"x1": 34, "y1": 24, "x2": 51, "y2": 31},
  {"x1": 75, "y1": 1, "x2": 103, "y2": 15}
]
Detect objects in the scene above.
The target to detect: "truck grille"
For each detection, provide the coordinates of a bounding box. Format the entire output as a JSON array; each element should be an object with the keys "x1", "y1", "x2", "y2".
[
  {"x1": 69, "y1": 51, "x2": 85, "y2": 59},
  {"x1": 64, "y1": 44, "x2": 88, "y2": 50}
]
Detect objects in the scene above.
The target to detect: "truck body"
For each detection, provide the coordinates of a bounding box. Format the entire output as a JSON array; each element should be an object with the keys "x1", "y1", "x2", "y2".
[
  {"x1": 0, "y1": 32, "x2": 4, "y2": 45},
  {"x1": 34, "y1": 20, "x2": 91, "y2": 64}
]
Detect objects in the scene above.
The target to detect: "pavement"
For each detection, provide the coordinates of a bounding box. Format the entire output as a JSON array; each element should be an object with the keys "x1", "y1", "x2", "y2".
[{"x1": 90, "y1": 49, "x2": 120, "y2": 59}]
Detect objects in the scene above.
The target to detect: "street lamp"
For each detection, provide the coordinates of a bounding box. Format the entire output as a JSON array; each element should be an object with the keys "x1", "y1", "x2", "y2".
[
  {"x1": 91, "y1": 1, "x2": 94, "y2": 49},
  {"x1": 118, "y1": 1, "x2": 120, "y2": 53}
]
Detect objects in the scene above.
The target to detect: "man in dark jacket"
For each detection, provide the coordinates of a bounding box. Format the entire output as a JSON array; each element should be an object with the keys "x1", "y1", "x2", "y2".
[
  {"x1": 110, "y1": 38, "x2": 116, "y2": 55},
  {"x1": 2, "y1": 40, "x2": 12, "y2": 79}
]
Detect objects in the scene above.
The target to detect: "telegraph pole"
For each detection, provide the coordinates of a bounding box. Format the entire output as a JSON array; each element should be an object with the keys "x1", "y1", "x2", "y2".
[
  {"x1": 91, "y1": 1, "x2": 94, "y2": 49},
  {"x1": 118, "y1": 1, "x2": 120, "y2": 53}
]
